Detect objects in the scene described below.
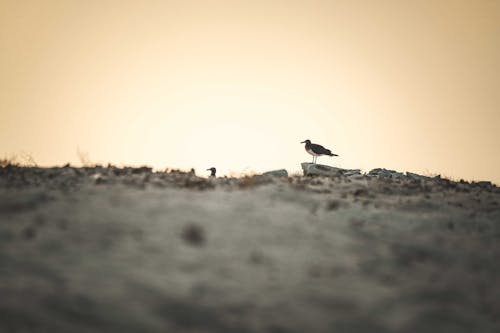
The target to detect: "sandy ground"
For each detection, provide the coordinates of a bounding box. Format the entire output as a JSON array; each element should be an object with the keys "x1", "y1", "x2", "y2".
[{"x1": 1, "y1": 166, "x2": 500, "y2": 333}]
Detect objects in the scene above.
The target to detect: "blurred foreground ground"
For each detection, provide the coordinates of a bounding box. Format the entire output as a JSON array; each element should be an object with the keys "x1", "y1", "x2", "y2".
[{"x1": 1, "y1": 166, "x2": 500, "y2": 333}]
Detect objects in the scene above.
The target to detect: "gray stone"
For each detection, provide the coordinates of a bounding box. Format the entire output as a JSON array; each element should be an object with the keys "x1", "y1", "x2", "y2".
[
  {"x1": 475, "y1": 181, "x2": 492, "y2": 188},
  {"x1": 262, "y1": 169, "x2": 288, "y2": 177},
  {"x1": 368, "y1": 168, "x2": 404, "y2": 179},
  {"x1": 90, "y1": 173, "x2": 105, "y2": 184},
  {"x1": 343, "y1": 169, "x2": 362, "y2": 176},
  {"x1": 406, "y1": 172, "x2": 430, "y2": 181},
  {"x1": 301, "y1": 163, "x2": 344, "y2": 176}
]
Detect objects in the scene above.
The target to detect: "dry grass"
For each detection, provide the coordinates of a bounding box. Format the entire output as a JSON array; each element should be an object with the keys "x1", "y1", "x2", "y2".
[
  {"x1": 0, "y1": 156, "x2": 17, "y2": 167},
  {"x1": 0, "y1": 153, "x2": 37, "y2": 167}
]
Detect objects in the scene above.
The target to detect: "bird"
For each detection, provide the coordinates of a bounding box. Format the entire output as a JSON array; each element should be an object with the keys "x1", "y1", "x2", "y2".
[
  {"x1": 301, "y1": 139, "x2": 338, "y2": 164},
  {"x1": 206, "y1": 167, "x2": 216, "y2": 177}
]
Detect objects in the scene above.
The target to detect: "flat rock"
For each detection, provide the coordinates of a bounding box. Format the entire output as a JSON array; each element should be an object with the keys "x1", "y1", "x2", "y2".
[
  {"x1": 405, "y1": 172, "x2": 431, "y2": 181},
  {"x1": 301, "y1": 163, "x2": 347, "y2": 176},
  {"x1": 368, "y1": 168, "x2": 405, "y2": 179},
  {"x1": 343, "y1": 169, "x2": 362, "y2": 176},
  {"x1": 474, "y1": 181, "x2": 493, "y2": 188},
  {"x1": 261, "y1": 169, "x2": 288, "y2": 177}
]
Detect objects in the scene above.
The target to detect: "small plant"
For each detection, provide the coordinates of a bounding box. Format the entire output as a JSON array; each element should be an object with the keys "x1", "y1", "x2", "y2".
[
  {"x1": 0, "y1": 154, "x2": 19, "y2": 167},
  {"x1": 0, "y1": 153, "x2": 37, "y2": 167},
  {"x1": 0, "y1": 157, "x2": 18, "y2": 168}
]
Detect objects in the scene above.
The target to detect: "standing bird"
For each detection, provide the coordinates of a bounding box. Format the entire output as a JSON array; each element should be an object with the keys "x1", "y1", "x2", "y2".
[
  {"x1": 206, "y1": 167, "x2": 216, "y2": 177},
  {"x1": 301, "y1": 139, "x2": 338, "y2": 164}
]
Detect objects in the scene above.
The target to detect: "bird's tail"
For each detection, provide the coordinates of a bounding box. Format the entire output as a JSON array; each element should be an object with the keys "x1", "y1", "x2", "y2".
[{"x1": 330, "y1": 153, "x2": 338, "y2": 156}]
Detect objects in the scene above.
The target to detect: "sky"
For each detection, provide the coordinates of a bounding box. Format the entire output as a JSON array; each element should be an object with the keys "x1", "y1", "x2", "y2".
[{"x1": 1, "y1": 0, "x2": 499, "y2": 181}]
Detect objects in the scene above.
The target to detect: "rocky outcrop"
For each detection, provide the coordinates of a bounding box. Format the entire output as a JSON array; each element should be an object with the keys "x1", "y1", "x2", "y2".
[
  {"x1": 405, "y1": 171, "x2": 431, "y2": 181},
  {"x1": 261, "y1": 169, "x2": 288, "y2": 177},
  {"x1": 301, "y1": 163, "x2": 361, "y2": 177},
  {"x1": 368, "y1": 168, "x2": 405, "y2": 179}
]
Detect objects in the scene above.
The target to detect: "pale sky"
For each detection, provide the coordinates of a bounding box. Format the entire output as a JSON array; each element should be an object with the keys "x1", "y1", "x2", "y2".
[{"x1": 1, "y1": 0, "x2": 499, "y2": 181}]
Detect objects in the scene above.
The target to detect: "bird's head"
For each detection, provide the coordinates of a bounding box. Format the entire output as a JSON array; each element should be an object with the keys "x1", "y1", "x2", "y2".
[
  {"x1": 300, "y1": 140, "x2": 311, "y2": 145},
  {"x1": 206, "y1": 167, "x2": 216, "y2": 174}
]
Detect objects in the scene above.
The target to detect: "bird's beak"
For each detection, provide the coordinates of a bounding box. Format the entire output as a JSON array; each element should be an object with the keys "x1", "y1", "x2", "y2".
[
  {"x1": 206, "y1": 169, "x2": 211, "y2": 171},
  {"x1": 300, "y1": 141, "x2": 305, "y2": 144}
]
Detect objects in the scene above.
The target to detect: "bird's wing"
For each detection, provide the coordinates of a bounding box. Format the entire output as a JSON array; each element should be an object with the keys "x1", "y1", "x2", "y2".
[{"x1": 311, "y1": 143, "x2": 330, "y2": 155}]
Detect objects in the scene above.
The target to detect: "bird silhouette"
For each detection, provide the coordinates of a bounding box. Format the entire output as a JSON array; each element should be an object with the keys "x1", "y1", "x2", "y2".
[
  {"x1": 301, "y1": 140, "x2": 338, "y2": 164},
  {"x1": 206, "y1": 167, "x2": 216, "y2": 177}
]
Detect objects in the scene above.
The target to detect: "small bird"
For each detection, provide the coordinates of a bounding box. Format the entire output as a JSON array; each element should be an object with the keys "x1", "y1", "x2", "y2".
[
  {"x1": 301, "y1": 139, "x2": 338, "y2": 164},
  {"x1": 206, "y1": 167, "x2": 216, "y2": 177}
]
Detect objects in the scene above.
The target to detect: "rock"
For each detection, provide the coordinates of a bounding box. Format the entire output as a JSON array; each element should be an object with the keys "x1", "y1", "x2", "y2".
[
  {"x1": 475, "y1": 181, "x2": 492, "y2": 189},
  {"x1": 131, "y1": 166, "x2": 152, "y2": 174},
  {"x1": 301, "y1": 163, "x2": 344, "y2": 177},
  {"x1": 91, "y1": 173, "x2": 107, "y2": 184},
  {"x1": 343, "y1": 169, "x2": 362, "y2": 176},
  {"x1": 368, "y1": 168, "x2": 405, "y2": 179},
  {"x1": 262, "y1": 169, "x2": 288, "y2": 177},
  {"x1": 391, "y1": 172, "x2": 406, "y2": 179},
  {"x1": 406, "y1": 172, "x2": 430, "y2": 181}
]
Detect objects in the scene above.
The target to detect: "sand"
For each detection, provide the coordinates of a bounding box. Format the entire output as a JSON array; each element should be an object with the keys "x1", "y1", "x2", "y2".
[{"x1": 1, "y1": 165, "x2": 500, "y2": 332}]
